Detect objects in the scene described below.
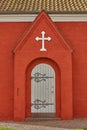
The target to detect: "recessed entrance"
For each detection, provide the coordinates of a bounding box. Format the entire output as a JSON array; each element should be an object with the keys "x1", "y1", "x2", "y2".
[
  {"x1": 31, "y1": 63, "x2": 55, "y2": 118},
  {"x1": 25, "y1": 58, "x2": 61, "y2": 119}
]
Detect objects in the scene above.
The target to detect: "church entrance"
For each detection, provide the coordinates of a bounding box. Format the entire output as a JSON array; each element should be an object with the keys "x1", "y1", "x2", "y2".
[
  {"x1": 31, "y1": 63, "x2": 55, "y2": 118},
  {"x1": 14, "y1": 11, "x2": 73, "y2": 121}
]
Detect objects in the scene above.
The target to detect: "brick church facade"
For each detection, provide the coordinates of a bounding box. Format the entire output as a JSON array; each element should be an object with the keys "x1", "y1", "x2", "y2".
[{"x1": 0, "y1": 0, "x2": 87, "y2": 121}]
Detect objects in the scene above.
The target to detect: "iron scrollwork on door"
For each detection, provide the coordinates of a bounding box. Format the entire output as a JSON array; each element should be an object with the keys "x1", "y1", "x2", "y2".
[
  {"x1": 32, "y1": 99, "x2": 54, "y2": 110},
  {"x1": 31, "y1": 72, "x2": 54, "y2": 82}
]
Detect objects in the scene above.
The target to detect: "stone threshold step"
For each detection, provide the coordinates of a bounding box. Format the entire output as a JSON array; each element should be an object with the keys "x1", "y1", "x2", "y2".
[{"x1": 26, "y1": 117, "x2": 61, "y2": 122}]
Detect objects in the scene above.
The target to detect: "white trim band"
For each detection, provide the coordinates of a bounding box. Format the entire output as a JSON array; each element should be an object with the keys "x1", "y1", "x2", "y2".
[{"x1": 0, "y1": 14, "x2": 87, "y2": 22}]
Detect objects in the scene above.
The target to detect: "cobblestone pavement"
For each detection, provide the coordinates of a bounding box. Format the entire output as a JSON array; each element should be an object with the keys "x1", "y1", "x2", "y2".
[{"x1": 0, "y1": 118, "x2": 87, "y2": 130}]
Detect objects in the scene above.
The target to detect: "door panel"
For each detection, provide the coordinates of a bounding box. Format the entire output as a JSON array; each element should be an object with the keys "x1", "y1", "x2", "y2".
[{"x1": 31, "y1": 64, "x2": 55, "y2": 116}]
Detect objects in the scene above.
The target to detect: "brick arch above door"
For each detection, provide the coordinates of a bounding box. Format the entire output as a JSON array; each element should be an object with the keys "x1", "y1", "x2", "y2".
[{"x1": 14, "y1": 52, "x2": 73, "y2": 121}]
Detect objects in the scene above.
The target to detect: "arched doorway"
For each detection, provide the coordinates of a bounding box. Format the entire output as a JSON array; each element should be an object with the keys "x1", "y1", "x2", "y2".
[
  {"x1": 31, "y1": 63, "x2": 55, "y2": 117},
  {"x1": 26, "y1": 58, "x2": 61, "y2": 119}
]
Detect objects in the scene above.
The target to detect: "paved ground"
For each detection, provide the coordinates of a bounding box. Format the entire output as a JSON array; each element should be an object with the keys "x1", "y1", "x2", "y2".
[
  {"x1": 0, "y1": 121, "x2": 69, "y2": 130},
  {"x1": 26, "y1": 118, "x2": 87, "y2": 128},
  {"x1": 0, "y1": 118, "x2": 87, "y2": 130}
]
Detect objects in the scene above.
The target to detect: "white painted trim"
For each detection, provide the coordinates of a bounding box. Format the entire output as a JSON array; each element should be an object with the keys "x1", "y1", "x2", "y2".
[{"x1": 0, "y1": 14, "x2": 87, "y2": 22}]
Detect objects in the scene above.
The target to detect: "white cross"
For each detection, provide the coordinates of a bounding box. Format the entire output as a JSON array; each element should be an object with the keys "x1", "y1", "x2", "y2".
[{"x1": 35, "y1": 31, "x2": 51, "y2": 51}]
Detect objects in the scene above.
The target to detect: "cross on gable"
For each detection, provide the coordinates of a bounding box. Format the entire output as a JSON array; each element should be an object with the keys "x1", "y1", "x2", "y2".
[{"x1": 35, "y1": 31, "x2": 51, "y2": 51}]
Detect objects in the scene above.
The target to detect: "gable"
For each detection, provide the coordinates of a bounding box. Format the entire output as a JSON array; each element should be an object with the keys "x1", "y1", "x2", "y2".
[{"x1": 13, "y1": 11, "x2": 73, "y2": 53}]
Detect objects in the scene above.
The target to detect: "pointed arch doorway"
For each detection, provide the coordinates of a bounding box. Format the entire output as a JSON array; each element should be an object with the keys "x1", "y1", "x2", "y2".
[{"x1": 26, "y1": 58, "x2": 61, "y2": 119}]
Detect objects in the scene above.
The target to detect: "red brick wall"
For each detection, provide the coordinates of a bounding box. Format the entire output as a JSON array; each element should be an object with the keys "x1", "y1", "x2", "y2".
[
  {"x1": 0, "y1": 22, "x2": 87, "y2": 120},
  {"x1": 0, "y1": 22, "x2": 30, "y2": 120},
  {"x1": 56, "y1": 22, "x2": 87, "y2": 117}
]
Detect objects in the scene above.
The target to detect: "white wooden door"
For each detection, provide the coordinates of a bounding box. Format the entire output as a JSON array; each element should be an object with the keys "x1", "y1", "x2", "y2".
[{"x1": 31, "y1": 63, "x2": 55, "y2": 116}]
